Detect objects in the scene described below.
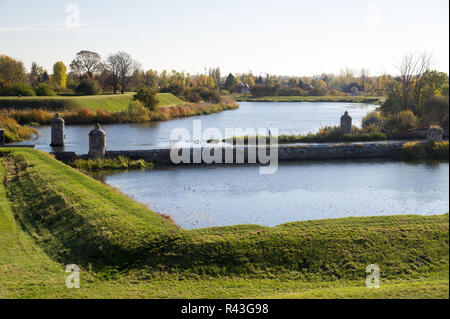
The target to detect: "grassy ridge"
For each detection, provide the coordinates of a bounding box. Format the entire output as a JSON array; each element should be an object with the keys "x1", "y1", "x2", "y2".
[
  {"x1": 2, "y1": 99, "x2": 239, "y2": 126},
  {"x1": 0, "y1": 148, "x2": 448, "y2": 298},
  {"x1": 157, "y1": 93, "x2": 184, "y2": 107},
  {"x1": 0, "y1": 92, "x2": 183, "y2": 112},
  {"x1": 1, "y1": 148, "x2": 448, "y2": 279},
  {"x1": 236, "y1": 95, "x2": 384, "y2": 104}
]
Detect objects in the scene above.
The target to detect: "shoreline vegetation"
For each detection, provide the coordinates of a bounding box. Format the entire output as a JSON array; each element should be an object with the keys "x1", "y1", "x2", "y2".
[
  {"x1": 401, "y1": 141, "x2": 449, "y2": 159},
  {"x1": 1, "y1": 97, "x2": 238, "y2": 126},
  {"x1": 236, "y1": 95, "x2": 384, "y2": 104},
  {"x1": 0, "y1": 115, "x2": 38, "y2": 143},
  {"x1": 209, "y1": 126, "x2": 388, "y2": 145},
  {"x1": 0, "y1": 148, "x2": 448, "y2": 298},
  {"x1": 69, "y1": 156, "x2": 153, "y2": 171}
]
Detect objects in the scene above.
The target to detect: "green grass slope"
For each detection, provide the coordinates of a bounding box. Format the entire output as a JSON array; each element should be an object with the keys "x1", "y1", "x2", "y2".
[
  {"x1": 157, "y1": 92, "x2": 184, "y2": 107},
  {"x1": 0, "y1": 148, "x2": 448, "y2": 298},
  {"x1": 0, "y1": 93, "x2": 183, "y2": 112},
  {"x1": 0, "y1": 161, "x2": 67, "y2": 298},
  {"x1": 1, "y1": 148, "x2": 448, "y2": 277}
]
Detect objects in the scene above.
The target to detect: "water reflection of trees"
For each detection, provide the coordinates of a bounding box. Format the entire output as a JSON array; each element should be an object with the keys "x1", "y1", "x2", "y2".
[{"x1": 402, "y1": 159, "x2": 448, "y2": 169}]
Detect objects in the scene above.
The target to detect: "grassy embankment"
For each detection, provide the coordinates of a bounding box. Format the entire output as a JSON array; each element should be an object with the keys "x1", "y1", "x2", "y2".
[
  {"x1": 0, "y1": 92, "x2": 183, "y2": 112},
  {"x1": 0, "y1": 147, "x2": 448, "y2": 298},
  {"x1": 236, "y1": 95, "x2": 384, "y2": 104}
]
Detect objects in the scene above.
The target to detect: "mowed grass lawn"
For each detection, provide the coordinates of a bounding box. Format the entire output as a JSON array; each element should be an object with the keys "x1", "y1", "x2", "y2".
[
  {"x1": 0, "y1": 92, "x2": 183, "y2": 112},
  {"x1": 0, "y1": 148, "x2": 448, "y2": 299}
]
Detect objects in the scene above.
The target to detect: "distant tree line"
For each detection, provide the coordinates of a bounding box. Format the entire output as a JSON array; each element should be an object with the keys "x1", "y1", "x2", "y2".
[
  {"x1": 0, "y1": 51, "x2": 222, "y2": 104},
  {"x1": 220, "y1": 68, "x2": 421, "y2": 98},
  {"x1": 379, "y1": 53, "x2": 449, "y2": 131},
  {"x1": 1, "y1": 51, "x2": 448, "y2": 130}
]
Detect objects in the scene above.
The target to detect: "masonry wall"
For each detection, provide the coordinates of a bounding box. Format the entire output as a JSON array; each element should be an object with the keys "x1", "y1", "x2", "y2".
[{"x1": 51, "y1": 141, "x2": 408, "y2": 164}]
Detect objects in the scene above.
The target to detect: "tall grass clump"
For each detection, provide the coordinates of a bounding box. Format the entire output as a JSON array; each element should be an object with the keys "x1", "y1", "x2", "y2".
[
  {"x1": 219, "y1": 125, "x2": 387, "y2": 145},
  {"x1": 70, "y1": 156, "x2": 153, "y2": 171},
  {"x1": 0, "y1": 115, "x2": 38, "y2": 142},
  {"x1": 401, "y1": 141, "x2": 449, "y2": 160},
  {"x1": 125, "y1": 100, "x2": 151, "y2": 122},
  {"x1": 35, "y1": 83, "x2": 56, "y2": 96}
]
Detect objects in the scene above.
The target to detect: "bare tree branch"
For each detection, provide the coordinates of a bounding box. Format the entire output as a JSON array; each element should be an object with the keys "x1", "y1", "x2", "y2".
[
  {"x1": 395, "y1": 51, "x2": 433, "y2": 110},
  {"x1": 70, "y1": 50, "x2": 103, "y2": 80}
]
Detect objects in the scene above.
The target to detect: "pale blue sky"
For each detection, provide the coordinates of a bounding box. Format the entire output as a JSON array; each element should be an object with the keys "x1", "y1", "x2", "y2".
[{"x1": 0, "y1": 0, "x2": 448, "y2": 76}]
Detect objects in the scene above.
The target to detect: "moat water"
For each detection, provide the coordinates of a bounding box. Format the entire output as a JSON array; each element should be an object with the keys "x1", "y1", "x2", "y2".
[{"x1": 95, "y1": 160, "x2": 449, "y2": 229}]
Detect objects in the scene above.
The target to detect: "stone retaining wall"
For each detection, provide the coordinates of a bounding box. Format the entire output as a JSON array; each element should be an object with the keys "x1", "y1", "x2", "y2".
[{"x1": 51, "y1": 141, "x2": 409, "y2": 164}]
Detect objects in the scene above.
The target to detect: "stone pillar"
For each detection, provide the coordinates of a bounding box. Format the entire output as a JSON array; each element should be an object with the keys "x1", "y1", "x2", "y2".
[
  {"x1": 50, "y1": 113, "x2": 65, "y2": 147},
  {"x1": 89, "y1": 123, "x2": 106, "y2": 159},
  {"x1": 0, "y1": 128, "x2": 5, "y2": 147},
  {"x1": 340, "y1": 111, "x2": 352, "y2": 134},
  {"x1": 427, "y1": 126, "x2": 443, "y2": 142}
]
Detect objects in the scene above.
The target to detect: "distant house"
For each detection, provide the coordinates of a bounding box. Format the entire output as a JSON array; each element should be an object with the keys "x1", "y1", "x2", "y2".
[
  {"x1": 300, "y1": 83, "x2": 313, "y2": 91},
  {"x1": 238, "y1": 83, "x2": 251, "y2": 95},
  {"x1": 350, "y1": 86, "x2": 360, "y2": 96},
  {"x1": 345, "y1": 83, "x2": 365, "y2": 96}
]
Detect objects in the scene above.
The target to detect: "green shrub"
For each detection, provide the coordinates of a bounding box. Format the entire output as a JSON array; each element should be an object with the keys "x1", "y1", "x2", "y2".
[
  {"x1": 184, "y1": 89, "x2": 202, "y2": 103},
  {"x1": 133, "y1": 88, "x2": 159, "y2": 111},
  {"x1": 0, "y1": 79, "x2": 13, "y2": 96},
  {"x1": 279, "y1": 87, "x2": 306, "y2": 96},
  {"x1": 429, "y1": 141, "x2": 449, "y2": 159},
  {"x1": 11, "y1": 83, "x2": 35, "y2": 96},
  {"x1": 384, "y1": 110, "x2": 418, "y2": 131},
  {"x1": 196, "y1": 87, "x2": 221, "y2": 103},
  {"x1": 362, "y1": 111, "x2": 383, "y2": 128},
  {"x1": 34, "y1": 83, "x2": 56, "y2": 96},
  {"x1": 422, "y1": 95, "x2": 450, "y2": 131},
  {"x1": 401, "y1": 142, "x2": 428, "y2": 159},
  {"x1": 127, "y1": 100, "x2": 150, "y2": 121},
  {"x1": 75, "y1": 78, "x2": 102, "y2": 95},
  {"x1": 401, "y1": 141, "x2": 449, "y2": 159}
]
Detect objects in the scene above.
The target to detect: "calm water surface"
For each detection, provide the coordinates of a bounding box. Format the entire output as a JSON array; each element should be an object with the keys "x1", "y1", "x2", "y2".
[
  {"x1": 98, "y1": 160, "x2": 449, "y2": 229},
  {"x1": 13, "y1": 101, "x2": 376, "y2": 153}
]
